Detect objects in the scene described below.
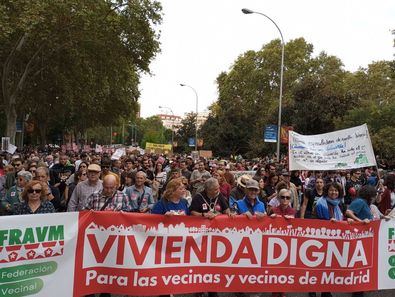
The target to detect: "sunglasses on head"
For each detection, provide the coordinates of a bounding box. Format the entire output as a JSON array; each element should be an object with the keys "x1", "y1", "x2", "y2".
[
  {"x1": 280, "y1": 195, "x2": 291, "y2": 200},
  {"x1": 28, "y1": 189, "x2": 42, "y2": 194}
]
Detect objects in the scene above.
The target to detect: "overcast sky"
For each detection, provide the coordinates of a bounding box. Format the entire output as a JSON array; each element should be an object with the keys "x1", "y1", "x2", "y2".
[{"x1": 139, "y1": 0, "x2": 394, "y2": 118}]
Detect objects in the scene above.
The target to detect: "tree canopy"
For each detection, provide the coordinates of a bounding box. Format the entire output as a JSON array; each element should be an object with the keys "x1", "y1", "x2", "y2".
[
  {"x1": 0, "y1": 0, "x2": 162, "y2": 144},
  {"x1": 200, "y1": 38, "x2": 395, "y2": 159}
]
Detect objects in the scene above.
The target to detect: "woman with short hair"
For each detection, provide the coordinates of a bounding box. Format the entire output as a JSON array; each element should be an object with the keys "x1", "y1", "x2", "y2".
[
  {"x1": 13, "y1": 180, "x2": 55, "y2": 215},
  {"x1": 151, "y1": 178, "x2": 189, "y2": 216}
]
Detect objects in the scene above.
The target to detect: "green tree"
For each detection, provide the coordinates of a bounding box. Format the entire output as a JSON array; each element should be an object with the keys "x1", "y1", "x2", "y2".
[
  {"x1": 174, "y1": 112, "x2": 197, "y2": 153},
  {"x1": 0, "y1": 0, "x2": 162, "y2": 144},
  {"x1": 334, "y1": 61, "x2": 395, "y2": 160},
  {"x1": 201, "y1": 38, "x2": 350, "y2": 157},
  {"x1": 132, "y1": 116, "x2": 171, "y2": 148}
]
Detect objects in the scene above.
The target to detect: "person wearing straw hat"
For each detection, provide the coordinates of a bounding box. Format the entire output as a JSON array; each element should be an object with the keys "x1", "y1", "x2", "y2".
[{"x1": 229, "y1": 174, "x2": 251, "y2": 208}]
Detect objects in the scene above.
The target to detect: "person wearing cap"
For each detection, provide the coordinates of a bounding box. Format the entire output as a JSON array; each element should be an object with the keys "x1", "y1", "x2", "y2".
[
  {"x1": 234, "y1": 179, "x2": 266, "y2": 219},
  {"x1": 229, "y1": 174, "x2": 250, "y2": 208},
  {"x1": 67, "y1": 164, "x2": 103, "y2": 212}
]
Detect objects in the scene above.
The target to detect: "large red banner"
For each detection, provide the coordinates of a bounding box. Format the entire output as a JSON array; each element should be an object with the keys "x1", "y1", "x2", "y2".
[{"x1": 73, "y1": 212, "x2": 379, "y2": 296}]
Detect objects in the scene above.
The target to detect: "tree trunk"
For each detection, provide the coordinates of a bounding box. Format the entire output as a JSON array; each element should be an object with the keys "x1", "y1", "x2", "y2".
[
  {"x1": 38, "y1": 120, "x2": 48, "y2": 145},
  {"x1": 5, "y1": 104, "x2": 17, "y2": 144}
]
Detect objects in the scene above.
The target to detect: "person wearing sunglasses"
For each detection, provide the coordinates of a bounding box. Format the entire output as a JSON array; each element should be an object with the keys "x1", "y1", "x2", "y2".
[
  {"x1": 13, "y1": 180, "x2": 55, "y2": 215},
  {"x1": 270, "y1": 189, "x2": 296, "y2": 219},
  {"x1": 269, "y1": 189, "x2": 296, "y2": 297},
  {"x1": 4, "y1": 158, "x2": 24, "y2": 190}
]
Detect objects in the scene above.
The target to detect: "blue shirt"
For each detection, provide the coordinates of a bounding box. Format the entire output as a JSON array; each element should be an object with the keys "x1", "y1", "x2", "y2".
[
  {"x1": 235, "y1": 196, "x2": 266, "y2": 215},
  {"x1": 125, "y1": 185, "x2": 154, "y2": 212},
  {"x1": 151, "y1": 198, "x2": 190, "y2": 215},
  {"x1": 348, "y1": 198, "x2": 373, "y2": 220}
]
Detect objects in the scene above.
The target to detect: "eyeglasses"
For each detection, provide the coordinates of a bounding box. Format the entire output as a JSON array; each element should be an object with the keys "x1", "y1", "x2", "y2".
[
  {"x1": 280, "y1": 195, "x2": 292, "y2": 200},
  {"x1": 28, "y1": 189, "x2": 42, "y2": 194}
]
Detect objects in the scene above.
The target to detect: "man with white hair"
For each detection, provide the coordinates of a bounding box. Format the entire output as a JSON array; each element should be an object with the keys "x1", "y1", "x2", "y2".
[
  {"x1": 190, "y1": 177, "x2": 232, "y2": 219},
  {"x1": 125, "y1": 171, "x2": 154, "y2": 212}
]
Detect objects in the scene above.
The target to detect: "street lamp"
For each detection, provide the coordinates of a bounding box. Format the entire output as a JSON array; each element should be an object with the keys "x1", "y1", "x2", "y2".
[
  {"x1": 158, "y1": 105, "x2": 175, "y2": 148},
  {"x1": 242, "y1": 8, "x2": 285, "y2": 162},
  {"x1": 179, "y1": 83, "x2": 198, "y2": 152}
]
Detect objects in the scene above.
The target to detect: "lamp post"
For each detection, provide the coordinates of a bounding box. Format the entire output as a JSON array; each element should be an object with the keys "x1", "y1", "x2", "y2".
[
  {"x1": 159, "y1": 105, "x2": 175, "y2": 147},
  {"x1": 179, "y1": 83, "x2": 198, "y2": 152},
  {"x1": 242, "y1": 8, "x2": 285, "y2": 162}
]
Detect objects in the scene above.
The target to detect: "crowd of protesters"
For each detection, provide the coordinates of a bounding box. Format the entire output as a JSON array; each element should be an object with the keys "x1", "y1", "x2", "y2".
[{"x1": 0, "y1": 148, "x2": 395, "y2": 297}]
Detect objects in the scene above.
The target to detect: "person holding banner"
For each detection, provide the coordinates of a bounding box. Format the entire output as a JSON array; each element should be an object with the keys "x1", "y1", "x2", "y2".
[
  {"x1": 346, "y1": 185, "x2": 374, "y2": 224},
  {"x1": 270, "y1": 189, "x2": 296, "y2": 219},
  {"x1": 126, "y1": 171, "x2": 154, "y2": 212},
  {"x1": 345, "y1": 185, "x2": 379, "y2": 297},
  {"x1": 314, "y1": 182, "x2": 344, "y2": 223},
  {"x1": 270, "y1": 189, "x2": 295, "y2": 297},
  {"x1": 190, "y1": 177, "x2": 232, "y2": 219},
  {"x1": 151, "y1": 178, "x2": 190, "y2": 215},
  {"x1": 13, "y1": 180, "x2": 55, "y2": 215},
  {"x1": 234, "y1": 179, "x2": 266, "y2": 219},
  {"x1": 83, "y1": 174, "x2": 129, "y2": 212},
  {"x1": 312, "y1": 182, "x2": 345, "y2": 297}
]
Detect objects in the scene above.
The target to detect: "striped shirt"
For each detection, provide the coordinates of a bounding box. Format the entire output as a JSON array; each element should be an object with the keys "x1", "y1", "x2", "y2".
[{"x1": 84, "y1": 190, "x2": 130, "y2": 211}]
